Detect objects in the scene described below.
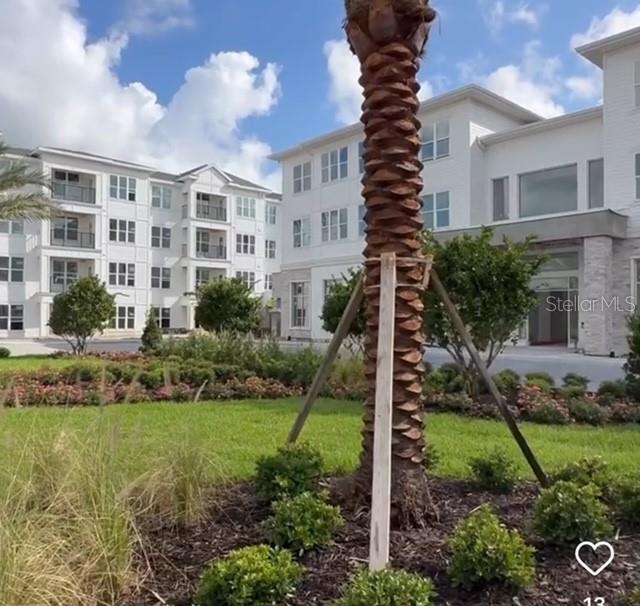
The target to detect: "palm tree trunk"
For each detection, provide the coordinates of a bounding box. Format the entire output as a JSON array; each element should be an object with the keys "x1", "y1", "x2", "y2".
[{"x1": 345, "y1": 0, "x2": 436, "y2": 525}]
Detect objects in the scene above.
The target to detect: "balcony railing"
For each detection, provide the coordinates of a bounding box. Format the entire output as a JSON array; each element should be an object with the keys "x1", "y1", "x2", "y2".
[
  {"x1": 196, "y1": 245, "x2": 227, "y2": 260},
  {"x1": 50, "y1": 276, "x2": 77, "y2": 293},
  {"x1": 196, "y1": 203, "x2": 227, "y2": 222},
  {"x1": 52, "y1": 182, "x2": 96, "y2": 205},
  {"x1": 50, "y1": 230, "x2": 96, "y2": 249}
]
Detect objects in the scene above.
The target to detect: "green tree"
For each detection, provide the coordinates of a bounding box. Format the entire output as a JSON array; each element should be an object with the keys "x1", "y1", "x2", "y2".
[
  {"x1": 423, "y1": 227, "x2": 545, "y2": 397},
  {"x1": 321, "y1": 269, "x2": 366, "y2": 351},
  {"x1": 141, "y1": 308, "x2": 163, "y2": 353},
  {"x1": 48, "y1": 276, "x2": 115, "y2": 355},
  {"x1": 195, "y1": 277, "x2": 262, "y2": 334},
  {"x1": 0, "y1": 142, "x2": 53, "y2": 220}
]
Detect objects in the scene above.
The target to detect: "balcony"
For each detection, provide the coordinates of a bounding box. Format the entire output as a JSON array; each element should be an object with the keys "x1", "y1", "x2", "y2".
[
  {"x1": 196, "y1": 245, "x2": 227, "y2": 260},
  {"x1": 50, "y1": 229, "x2": 96, "y2": 249},
  {"x1": 50, "y1": 275, "x2": 77, "y2": 293},
  {"x1": 196, "y1": 203, "x2": 227, "y2": 222},
  {"x1": 52, "y1": 181, "x2": 96, "y2": 205}
]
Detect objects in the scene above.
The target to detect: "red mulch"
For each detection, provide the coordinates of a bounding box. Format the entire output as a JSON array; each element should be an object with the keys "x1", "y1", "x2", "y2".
[{"x1": 120, "y1": 478, "x2": 640, "y2": 606}]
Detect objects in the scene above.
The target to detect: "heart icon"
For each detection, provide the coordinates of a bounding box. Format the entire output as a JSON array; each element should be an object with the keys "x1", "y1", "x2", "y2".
[{"x1": 575, "y1": 541, "x2": 615, "y2": 577}]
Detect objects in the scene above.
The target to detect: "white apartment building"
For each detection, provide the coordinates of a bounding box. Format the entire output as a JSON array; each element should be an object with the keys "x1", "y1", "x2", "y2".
[
  {"x1": 0, "y1": 147, "x2": 281, "y2": 338},
  {"x1": 272, "y1": 26, "x2": 640, "y2": 357}
]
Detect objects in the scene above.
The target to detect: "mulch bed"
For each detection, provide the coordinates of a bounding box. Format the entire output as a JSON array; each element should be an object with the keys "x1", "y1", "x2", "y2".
[{"x1": 120, "y1": 477, "x2": 640, "y2": 606}]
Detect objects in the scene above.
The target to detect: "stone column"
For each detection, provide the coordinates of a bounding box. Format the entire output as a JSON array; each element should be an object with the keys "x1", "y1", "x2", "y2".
[{"x1": 581, "y1": 236, "x2": 614, "y2": 356}]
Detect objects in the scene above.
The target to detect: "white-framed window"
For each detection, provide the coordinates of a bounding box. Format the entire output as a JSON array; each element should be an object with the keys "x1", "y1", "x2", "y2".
[
  {"x1": 492, "y1": 177, "x2": 509, "y2": 221},
  {"x1": 151, "y1": 185, "x2": 172, "y2": 209},
  {"x1": 0, "y1": 221, "x2": 24, "y2": 235},
  {"x1": 196, "y1": 267, "x2": 224, "y2": 287},
  {"x1": 111, "y1": 306, "x2": 135, "y2": 330},
  {"x1": 589, "y1": 159, "x2": 604, "y2": 209},
  {"x1": 265, "y1": 239, "x2": 276, "y2": 259},
  {"x1": 293, "y1": 217, "x2": 311, "y2": 248},
  {"x1": 265, "y1": 273, "x2": 273, "y2": 291},
  {"x1": 109, "y1": 175, "x2": 136, "y2": 202},
  {"x1": 291, "y1": 282, "x2": 309, "y2": 328},
  {"x1": 196, "y1": 192, "x2": 227, "y2": 221},
  {"x1": 635, "y1": 61, "x2": 640, "y2": 108},
  {"x1": 520, "y1": 164, "x2": 578, "y2": 217},
  {"x1": 358, "y1": 204, "x2": 366, "y2": 237},
  {"x1": 0, "y1": 256, "x2": 24, "y2": 282},
  {"x1": 359, "y1": 141, "x2": 366, "y2": 174},
  {"x1": 52, "y1": 216, "x2": 79, "y2": 243},
  {"x1": 108, "y1": 262, "x2": 135, "y2": 287},
  {"x1": 293, "y1": 162, "x2": 312, "y2": 193},
  {"x1": 321, "y1": 147, "x2": 348, "y2": 183},
  {"x1": 321, "y1": 208, "x2": 348, "y2": 242},
  {"x1": 152, "y1": 307, "x2": 171, "y2": 329},
  {"x1": 151, "y1": 226, "x2": 171, "y2": 249},
  {"x1": 235, "y1": 271, "x2": 256, "y2": 290},
  {"x1": 151, "y1": 267, "x2": 171, "y2": 289},
  {"x1": 423, "y1": 192, "x2": 450, "y2": 230},
  {"x1": 265, "y1": 203, "x2": 277, "y2": 224},
  {"x1": 236, "y1": 196, "x2": 256, "y2": 219},
  {"x1": 235, "y1": 233, "x2": 255, "y2": 255},
  {"x1": 109, "y1": 219, "x2": 135, "y2": 244},
  {"x1": 422, "y1": 120, "x2": 450, "y2": 162},
  {"x1": 0, "y1": 304, "x2": 24, "y2": 331},
  {"x1": 51, "y1": 259, "x2": 78, "y2": 291}
]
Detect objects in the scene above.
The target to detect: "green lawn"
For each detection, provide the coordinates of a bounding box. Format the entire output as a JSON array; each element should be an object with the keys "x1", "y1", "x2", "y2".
[
  {"x1": 1, "y1": 399, "x2": 638, "y2": 482},
  {"x1": 0, "y1": 355, "x2": 90, "y2": 371}
]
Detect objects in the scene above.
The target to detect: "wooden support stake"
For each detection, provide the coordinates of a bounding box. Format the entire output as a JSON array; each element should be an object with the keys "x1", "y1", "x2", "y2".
[
  {"x1": 430, "y1": 269, "x2": 549, "y2": 487},
  {"x1": 369, "y1": 252, "x2": 396, "y2": 571},
  {"x1": 287, "y1": 273, "x2": 365, "y2": 444}
]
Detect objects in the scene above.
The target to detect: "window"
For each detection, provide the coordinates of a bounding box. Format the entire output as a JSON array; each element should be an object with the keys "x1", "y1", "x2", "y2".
[
  {"x1": 52, "y1": 216, "x2": 79, "y2": 243},
  {"x1": 0, "y1": 221, "x2": 23, "y2": 234},
  {"x1": 152, "y1": 307, "x2": 171, "y2": 329},
  {"x1": 51, "y1": 260, "x2": 78, "y2": 291},
  {"x1": 0, "y1": 305, "x2": 24, "y2": 331},
  {"x1": 236, "y1": 197, "x2": 256, "y2": 219},
  {"x1": 323, "y1": 278, "x2": 338, "y2": 301},
  {"x1": 291, "y1": 282, "x2": 309, "y2": 328},
  {"x1": 321, "y1": 208, "x2": 348, "y2": 242},
  {"x1": 519, "y1": 164, "x2": 578, "y2": 218},
  {"x1": 235, "y1": 271, "x2": 256, "y2": 290},
  {"x1": 321, "y1": 147, "x2": 348, "y2": 183},
  {"x1": 636, "y1": 154, "x2": 640, "y2": 200},
  {"x1": 422, "y1": 121, "x2": 450, "y2": 161},
  {"x1": 109, "y1": 219, "x2": 135, "y2": 243},
  {"x1": 492, "y1": 177, "x2": 509, "y2": 221},
  {"x1": 359, "y1": 141, "x2": 366, "y2": 174},
  {"x1": 196, "y1": 268, "x2": 224, "y2": 287},
  {"x1": 423, "y1": 192, "x2": 450, "y2": 230},
  {"x1": 265, "y1": 273, "x2": 273, "y2": 291},
  {"x1": 151, "y1": 226, "x2": 171, "y2": 248},
  {"x1": 151, "y1": 185, "x2": 172, "y2": 209},
  {"x1": 293, "y1": 162, "x2": 312, "y2": 193},
  {"x1": 0, "y1": 257, "x2": 24, "y2": 282},
  {"x1": 235, "y1": 234, "x2": 256, "y2": 255},
  {"x1": 151, "y1": 267, "x2": 171, "y2": 289},
  {"x1": 635, "y1": 61, "x2": 640, "y2": 108},
  {"x1": 265, "y1": 239, "x2": 276, "y2": 259},
  {"x1": 109, "y1": 175, "x2": 136, "y2": 202},
  {"x1": 112, "y1": 306, "x2": 135, "y2": 330},
  {"x1": 265, "y1": 203, "x2": 277, "y2": 224},
  {"x1": 53, "y1": 170, "x2": 79, "y2": 184},
  {"x1": 293, "y1": 218, "x2": 311, "y2": 248},
  {"x1": 589, "y1": 159, "x2": 604, "y2": 209},
  {"x1": 196, "y1": 192, "x2": 227, "y2": 221},
  {"x1": 358, "y1": 204, "x2": 366, "y2": 237},
  {"x1": 108, "y1": 263, "x2": 135, "y2": 287}
]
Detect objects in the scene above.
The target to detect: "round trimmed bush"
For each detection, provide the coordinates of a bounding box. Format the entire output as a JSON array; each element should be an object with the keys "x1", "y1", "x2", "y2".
[
  {"x1": 611, "y1": 478, "x2": 640, "y2": 528},
  {"x1": 448, "y1": 505, "x2": 535, "y2": 590},
  {"x1": 534, "y1": 481, "x2": 613, "y2": 545},
  {"x1": 562, "y1": 373, "x2": 589, "y2": 390},
  {"x1": 265, "y1": 492, "x2": 344, "y2": 554},
  {"x1": 597, "y1": 380, "x2": 627, "y2": 401},
  {"x1": 469, "y1": 448, "x2": 520, "y2": 494},
  {"x1": 334, "y1": 568, "x2": 435, "y2": 606},
  {"x1": 493, "y1": 369, "x2": 520, "y2": 398},
  {"x1": 194, "y1": 545, "x2": 302, "y2": 606},
  {"x1": 0, "y1": 347, "x2": 10, "y2": 358},
  {"x1": 568, "y1": 399, "x2": 609, "y2": 426},
  {"x1": 525, "y1": 372, "x2": 555, "y2": 391},
  {"x1": 255, "y1": 443, "x2": 323, "y2": 502},
  {"x1": 551, "y1": 456, "x2": 612, "y2": 495}
]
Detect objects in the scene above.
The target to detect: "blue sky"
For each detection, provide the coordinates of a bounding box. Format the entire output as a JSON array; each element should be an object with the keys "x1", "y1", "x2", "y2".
[{"x1": 2, "y1": 0, "x2": 640, "y2": 189}]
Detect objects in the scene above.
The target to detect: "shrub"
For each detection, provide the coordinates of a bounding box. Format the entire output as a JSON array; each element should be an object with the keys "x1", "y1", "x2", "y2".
[
  {"x1": 625, "y1": 588, "x2": 640, "y2": 605},
  {"x1": 568, "y1": 398, "x2": 609, "y2": 426},
  {"x1": 141, "y1": 309, "x2": 163, "y2": 353},
  {"x1": 598, "y1": 380, "x2": 627, "y2": 400},
  {"x1": 551, "y1": 456, "x2": 612, "y2": 496},
  {"x1": 611, "y1": 478, "x2": 640, "y2": 528},
  {"x1": 469, "y1": 448, "x2": 520, "y2": 494},
  {"x1": 608, "y1": 401, "x2": 640, "y2": 424},
  {"x1": 560, "y1": 385, "x2": 587, "y2": 402},
  {"x1": 562, "y1": 373, "x2": 589, "y2": 390},
  {"x1": 525, "y1": 372, "x2": 555, "y2": 388},
  {"x1": 63, "y1": 362, "x2": 102, "y2": 383},
  {"x1": 517, "y1": 387, "x2": 571, "y2": 425},
  {"x1": 265, "y1": 492, "x2": 344, "y2": 554},
  {"x1": 534, "y1": 481, "x2": 613, "y2": 545},
  {"x1": 439, "y1": 363, "x2": 466, "y2": 393},
  {"x1": 255, "y1": 443, "x2": 323, "y2": 502},
  {"x1": 194, "y1": 545, "x2": 302, "y2": 606},
  {"x1": 0, "y1": 347, "x2": 10, "y2": 358},
  {"x1": 493, "y1": 369, "x2": 520, "y2": 398},
  {"x1": 448, "y1": 505, "x2": 535, "y2": 590},
  {"x1": 334, "y1": 569, "x2": 435, "y2": 606}
]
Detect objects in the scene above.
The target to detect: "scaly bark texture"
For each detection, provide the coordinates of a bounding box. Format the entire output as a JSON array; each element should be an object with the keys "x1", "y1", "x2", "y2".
[{"x1": 344, "y1": 0, "x2": 437, "y2": 524}]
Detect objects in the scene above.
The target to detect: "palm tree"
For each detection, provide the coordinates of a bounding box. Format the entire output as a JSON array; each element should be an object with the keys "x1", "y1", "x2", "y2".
[
  {"x1": 344, "y1": 0, "x2": 437, "y2": 523},
  {"x1": 0, "y1": 142, "x2": 52, "y2": 220}
]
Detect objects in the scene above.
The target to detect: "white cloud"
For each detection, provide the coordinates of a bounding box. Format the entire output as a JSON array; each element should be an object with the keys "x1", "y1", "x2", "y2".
[
  {"x1": 122, "y1": 0, "x2": 195, "y2": 36},
  {"x1": 324, "y1": 39, "x2": 433, "y2": 126},
  {"x1": 565, "y1": 75, "x2": 600, "y2": 100},
  {"x1": 0, "y1": 0, "x2": 281, "y2": 190},
  {"x1": 477, "y1": 41, "x2": 565, "y2": 117},
  {"x1": 479, "y1": 0, "x2": 544, "y2": 35},
  {"x1": 571, "y1": 6, "x2": 640, "y2": 48}
]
